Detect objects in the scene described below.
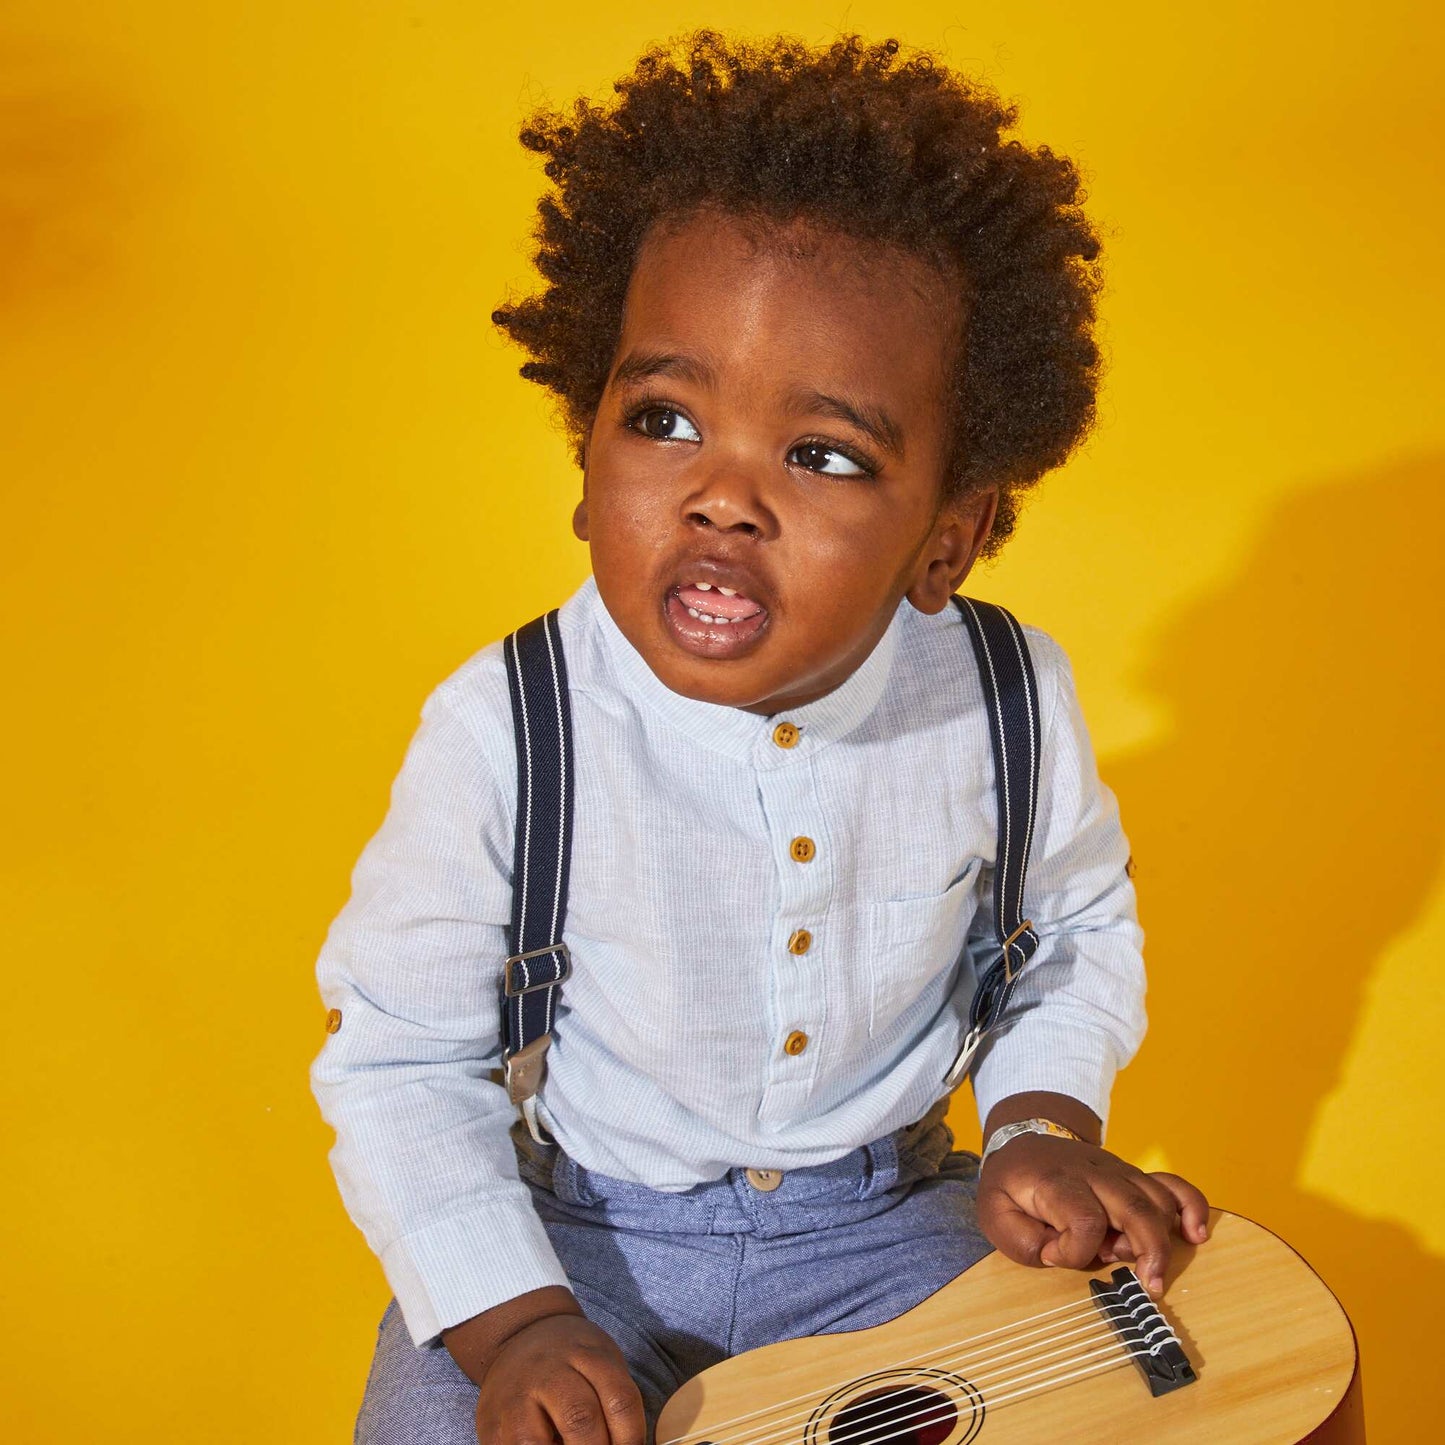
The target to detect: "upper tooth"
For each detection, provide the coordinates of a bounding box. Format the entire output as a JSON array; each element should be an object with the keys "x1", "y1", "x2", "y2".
[
  {"x1": 718, "y1": 586, "x2": 737, "y2": 597},
  {"x1": 694, "y1": 581, "x2": 713, "y2": 591}
]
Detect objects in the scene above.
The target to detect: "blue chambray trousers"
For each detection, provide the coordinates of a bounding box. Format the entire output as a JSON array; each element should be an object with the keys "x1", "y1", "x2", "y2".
[{"x1": 355, "y1": 1103, "x2": 991, "y2": 1444}]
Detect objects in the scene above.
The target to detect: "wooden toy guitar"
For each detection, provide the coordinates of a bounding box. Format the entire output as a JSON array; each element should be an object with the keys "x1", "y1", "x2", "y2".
[{"x1": 657, "y1": 1209, "x2": 1361, "y2": 1444}]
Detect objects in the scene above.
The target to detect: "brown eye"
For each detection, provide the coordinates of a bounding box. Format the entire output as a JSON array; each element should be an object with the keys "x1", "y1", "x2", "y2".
[
  {"x1": 788, "y1": 441, "x2": 870, "y2": 477},
  {"x1": 634, "y1": 408, "x2": 701, "y2": 442}
]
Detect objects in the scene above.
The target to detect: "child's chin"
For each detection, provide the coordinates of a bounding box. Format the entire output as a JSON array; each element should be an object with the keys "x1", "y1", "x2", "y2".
[{"x1": 648, "y1": 649, "x2": 784, "y2": 712}]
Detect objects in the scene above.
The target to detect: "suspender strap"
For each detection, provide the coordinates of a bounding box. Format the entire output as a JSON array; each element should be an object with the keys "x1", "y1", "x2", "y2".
[
  {"x1": 498, "y1": 599, "x2": 1041, "y2": 1114},
  {"x1": 501, "y1": 611, "x2": 575, "y2": 1138},
  {"x1": 943, "y1": 595, "x2": 1044, "y2": 1090}
]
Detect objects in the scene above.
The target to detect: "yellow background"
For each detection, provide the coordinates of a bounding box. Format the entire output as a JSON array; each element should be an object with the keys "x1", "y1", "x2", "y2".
[{"x1": 3, "y1": 1, "x2": 1441, "y2": 1439}]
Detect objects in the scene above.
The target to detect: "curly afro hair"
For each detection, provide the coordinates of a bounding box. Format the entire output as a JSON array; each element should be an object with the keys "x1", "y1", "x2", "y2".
[{"x1": 492, "y1": 32, "x2": 1103, "y2": 554}]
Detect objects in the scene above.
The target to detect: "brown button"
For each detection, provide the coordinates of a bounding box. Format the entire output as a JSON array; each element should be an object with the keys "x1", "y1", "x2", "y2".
[
  {"x1": 746, "y1": 1167, "x2": 783, "y2": 1192},
  {"x1": 772, "y1": 721, "x2": 800, "y2": 749},
  {"x1": 789, "y1": 836, "x2": 816, "y2": 863},
  {"x1": 325, "y1": 1008, "x2": 343, "y2": 1035},
  {"x1": 787, "y1": 928, "x2": 812, "y2": 956},
  {"x1": 1125, "y1": 854, "x2": 1137, "y2": 878},
  {"x1": 784, "y1": 1030, "x2": 809, "y2": 1056}
]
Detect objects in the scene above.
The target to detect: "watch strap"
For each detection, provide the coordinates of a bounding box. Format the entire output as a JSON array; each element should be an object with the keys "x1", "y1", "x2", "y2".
[{"x1": 981, "y1": 1117, "x2": 1084, "y2": 1166}]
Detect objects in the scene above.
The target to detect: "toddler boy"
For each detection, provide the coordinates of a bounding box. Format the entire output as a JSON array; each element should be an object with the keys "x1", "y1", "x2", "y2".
[{"x1": 312, "y1": 33, "x2": 1208, "y2": 1445}]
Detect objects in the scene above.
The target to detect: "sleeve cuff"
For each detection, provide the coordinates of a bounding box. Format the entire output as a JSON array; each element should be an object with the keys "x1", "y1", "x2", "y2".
[
  {"x1": 970, "y1": 1018, "x2": 1121, "y2": 1142},
  {"x1": 381, "y1": 1199, "x2": 573, "y2": 1347}
]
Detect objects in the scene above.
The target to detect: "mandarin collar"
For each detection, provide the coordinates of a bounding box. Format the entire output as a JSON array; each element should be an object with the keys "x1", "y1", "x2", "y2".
[{"x1": 584, "y1": 578, "x2": 900, "y2": 764}]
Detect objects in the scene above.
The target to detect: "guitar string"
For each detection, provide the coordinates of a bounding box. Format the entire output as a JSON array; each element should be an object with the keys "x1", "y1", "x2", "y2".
[
  {"x1": 809, "y1": 1346, "x2": 1153, "y2": 1445},
  {"x1": 701, "y1": 1337, "x2": 1149, "y2": 1445},
  {"x1": 680, "y1": 1288, "x2": 1183, "y2": 1445},
  {"x1": 670, "y1": 1296, "x2": 1178, "y2": 1445},
  {"x1": 659, "y1": 1287, "x2": 1156, "y2": 1445},
  {"x1": 771, "y1": 1310, "x2": 1178, "y2": 1445},
  {"x1": 724, "y1": 1305, "x2": 1165, "y2": 1445},
  {"x1": 657, "y1": 1289, "x2": 1134, "y2": 1445},
  {"x1": 659, "y1": 1295, "x2": 1141, "y2": 1445},
  {"x1": 696, "y1": 1326, "x2": 1144, "y2": 1445},
  {"x1": 809, "y1": 1336, "x2": 1168, "y2": 1445}
]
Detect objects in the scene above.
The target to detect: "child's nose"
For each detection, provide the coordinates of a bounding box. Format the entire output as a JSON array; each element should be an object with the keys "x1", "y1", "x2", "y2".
[{"x1": 680, "y1": 460, "x2": 779, "y2": 540}]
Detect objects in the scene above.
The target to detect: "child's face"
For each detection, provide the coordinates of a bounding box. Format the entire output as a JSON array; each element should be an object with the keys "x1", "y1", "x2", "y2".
[{"x1": 577, "y1": 209, "x2": 996, "y2": 715}]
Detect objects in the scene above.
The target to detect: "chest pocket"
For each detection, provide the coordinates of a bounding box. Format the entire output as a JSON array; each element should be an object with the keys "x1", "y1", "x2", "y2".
[{"x1": 865, "y1": 858, "x2": 983, "y2": 1039}]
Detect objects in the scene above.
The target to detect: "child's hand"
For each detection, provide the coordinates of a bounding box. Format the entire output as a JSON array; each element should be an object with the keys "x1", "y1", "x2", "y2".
[
  {"x1": 976, "y1": 1134, "x2": 1210, "y2": 1297},
  {"x1": 443, "y1": 1286, "x2": 646, "y2": 1445},
  {"x1": 473, "y1": 1312, "x2": 646, "y2": 1445}
]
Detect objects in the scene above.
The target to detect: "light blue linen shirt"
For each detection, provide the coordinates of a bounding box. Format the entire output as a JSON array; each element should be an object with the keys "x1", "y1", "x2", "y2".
[{"x1": 311, "y1": 578, "x2": 1145, "y2": 1346}]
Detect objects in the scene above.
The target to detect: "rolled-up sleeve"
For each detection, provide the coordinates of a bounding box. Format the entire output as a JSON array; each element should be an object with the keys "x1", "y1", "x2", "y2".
[
  {"x1": 310, "y1": 681, "x2": 570, "y2": 1347},
  {"x1": 968, "y1": 631, "x2": 1147, "y2": 1137}
]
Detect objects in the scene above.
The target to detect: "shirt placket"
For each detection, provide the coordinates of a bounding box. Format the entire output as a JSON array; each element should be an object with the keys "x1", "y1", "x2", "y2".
[{"x1": 753, "y1": 719, "x2": 834, "y2": 1128}]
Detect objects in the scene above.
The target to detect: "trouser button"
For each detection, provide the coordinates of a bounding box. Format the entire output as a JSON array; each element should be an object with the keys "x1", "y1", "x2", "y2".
[{"x1": 745, "y1": 1167, "x2": 783, "y2": 1192}]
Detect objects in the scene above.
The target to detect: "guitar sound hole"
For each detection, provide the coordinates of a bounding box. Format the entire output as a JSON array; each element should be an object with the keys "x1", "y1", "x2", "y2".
[{"x1": 829, "y1": 1385, "x2": 958, "y2": 1445}]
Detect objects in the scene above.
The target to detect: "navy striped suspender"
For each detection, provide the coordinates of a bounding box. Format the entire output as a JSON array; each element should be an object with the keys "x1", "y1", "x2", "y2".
[
  {"x1": 501, "y1": 610, "x2": 575, "y2": 1143},
  {"x1": 497, "y1": 595, "x2": 1043, "y2": 1135},
  {"x1": 943, "y1": 595, "x2": 1044, "y2": 1090}
]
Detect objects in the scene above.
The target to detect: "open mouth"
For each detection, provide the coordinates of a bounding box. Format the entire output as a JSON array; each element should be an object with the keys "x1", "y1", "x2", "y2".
[{"x1": 663, "y1": 580, "x2": 770, "y2": 656}]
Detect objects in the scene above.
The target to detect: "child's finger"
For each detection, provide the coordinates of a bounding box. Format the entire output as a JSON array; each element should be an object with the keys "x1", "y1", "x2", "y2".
[
  {"x1": 573, "y1": 1353, "x2": 648, "y2": 1445},
  {"x1": 977, "y1": 1187, "x2": 1058, "y2": 1268},
  {"x1": 1092, "y1": 1178, "x2": 1175, "y2": 1296},
  {"x1": 480, "y1": 1398, "x2": 555, "y2": 1445},
  {"x1": 1150, "y1": 1171, "x2": 1212, "y2": 1244},
  {"x1": 1032, "y1": 1176, "x2": 1110, "y2": 1270},
  {"x1": 1097, "y1": 1228, "x2": 1132, "y2": 1265},
  {"x1": 541, "y1": 1378, "x2": 613, "y2": 1445}
]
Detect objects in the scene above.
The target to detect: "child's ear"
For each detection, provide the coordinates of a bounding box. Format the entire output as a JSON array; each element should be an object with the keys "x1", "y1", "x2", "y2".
[
  {"x1": 573, "y1": 435, "x2": 593, "y2": 541},
  {"x1": 907, "y1": 487, "x2": 999, "y2": 615}
]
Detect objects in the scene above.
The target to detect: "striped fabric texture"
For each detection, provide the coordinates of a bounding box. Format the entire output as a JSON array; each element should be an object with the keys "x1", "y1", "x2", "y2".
[{"x1": 311, "y1": 578, "x2": 1145, "y2": 1346}]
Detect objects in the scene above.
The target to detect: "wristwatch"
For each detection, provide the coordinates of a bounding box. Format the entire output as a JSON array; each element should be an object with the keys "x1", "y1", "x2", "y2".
[{"x1": 981, "y1": 1117, "x2": 1084, "y2": 1167}]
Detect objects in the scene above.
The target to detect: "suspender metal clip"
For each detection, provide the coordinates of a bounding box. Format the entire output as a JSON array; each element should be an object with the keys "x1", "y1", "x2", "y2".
[
  {"x1": 943, "y1": 1025, "x2": 985, "y2": 1092},
  {"x1": 942, "y1": 920, "x2": 1038, "y2": 1093}
]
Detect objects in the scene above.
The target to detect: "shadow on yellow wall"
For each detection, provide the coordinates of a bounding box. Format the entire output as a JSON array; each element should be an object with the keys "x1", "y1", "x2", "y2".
[
  {"x1": 1103, "y1": 454, "x2": 1445, "y2": 1436},
  {"x1": 0, "y1": 40, "x2": 141, "y2": 315}
]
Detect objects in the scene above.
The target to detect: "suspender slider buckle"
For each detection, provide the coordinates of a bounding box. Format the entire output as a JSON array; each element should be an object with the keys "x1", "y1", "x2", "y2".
[
  {"x1": 1000, "y1": 918, "x2": 1035, "y2": 982},
  {"x1": 504, "y1": 943, "x2": 573, "y2": 997}
]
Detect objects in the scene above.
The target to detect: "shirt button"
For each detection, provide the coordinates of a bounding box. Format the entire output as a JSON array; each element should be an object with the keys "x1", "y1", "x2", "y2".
[
  {"x1": 325, "y1": 1008, "x2": 343, "y2": 1035},
  {"x1": 784, "y1": 1030, "x2": 809, "y2": 1056},
  {"x1": 746, "y1": 1167, "x2": 784, "y2": 1192},
  {"x1": 787, "y1": 928, "x2": 812, "y2": 955},
  {"x1": 789, "y1": 836, "x2": 816, "y2": 863},
  {"x1": 772, "y1": 721, "x2": 800, "y2": 749}
]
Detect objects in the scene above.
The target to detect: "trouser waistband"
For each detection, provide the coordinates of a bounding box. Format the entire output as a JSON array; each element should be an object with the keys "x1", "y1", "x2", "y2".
[{"x1": 512, "y1": 1098, "x2": 959, "y2": 1240}]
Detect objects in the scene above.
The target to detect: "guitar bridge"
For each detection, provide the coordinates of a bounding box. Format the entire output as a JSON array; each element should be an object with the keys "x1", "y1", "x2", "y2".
[{"x1": 1089, "y1": 1268, "x2": 1198, "y2": 1397}]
